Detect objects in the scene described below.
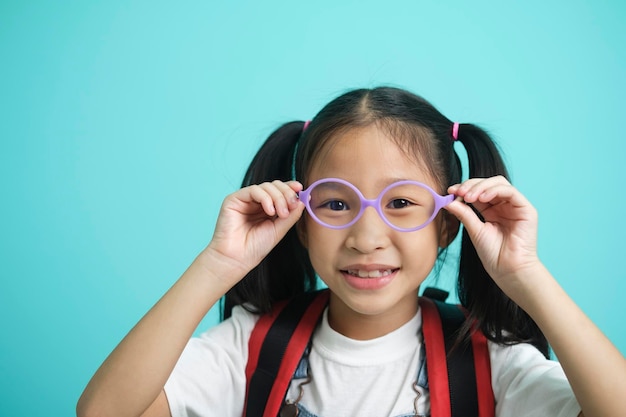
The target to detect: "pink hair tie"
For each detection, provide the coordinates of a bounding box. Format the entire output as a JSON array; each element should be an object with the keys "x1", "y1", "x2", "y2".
[
  {"x1": 303, "y1": 120, "x2": 311, "y2": 131},
  {"x1": 452, "y1": 122, "x2": 460, "y2": 141}
]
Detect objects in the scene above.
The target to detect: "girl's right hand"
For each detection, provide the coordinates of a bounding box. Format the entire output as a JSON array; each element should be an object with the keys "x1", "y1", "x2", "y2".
[{"x1": 203, "y1": 180, "x2": 305, "y2": 284}]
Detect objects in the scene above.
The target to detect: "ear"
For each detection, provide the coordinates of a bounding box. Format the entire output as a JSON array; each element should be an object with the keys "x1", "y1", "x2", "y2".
[{"x1": 438, "y1": 211, "x2": 460, "y2": 249}]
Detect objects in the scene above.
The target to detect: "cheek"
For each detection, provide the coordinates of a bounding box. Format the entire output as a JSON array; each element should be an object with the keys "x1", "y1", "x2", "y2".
[
  {"x1": 297, "y1": 212, "x2": 327, "y2": 249},
  {"x1": 304, "y1": 223, "x2": 347, "y2": 273},
  {"x1": 403, "y1": 228, "x2": 442, "y2": 263}
]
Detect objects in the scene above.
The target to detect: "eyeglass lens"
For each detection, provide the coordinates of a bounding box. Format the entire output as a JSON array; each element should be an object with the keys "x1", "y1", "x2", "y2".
[{"x1": 307, "y1": 181, "x2": 436, "y2": 229}]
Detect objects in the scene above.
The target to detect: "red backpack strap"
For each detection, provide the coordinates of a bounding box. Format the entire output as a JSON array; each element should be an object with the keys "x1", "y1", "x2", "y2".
[
  {"x1": 244, "y1": 289, "x2": 329, "y2": 417},
  {"x1": 469, "y1": 320, "x2": 494, "y2": 417},
  {"x1": 420, "y1": 297, "x2": 494, "y2": 417}
]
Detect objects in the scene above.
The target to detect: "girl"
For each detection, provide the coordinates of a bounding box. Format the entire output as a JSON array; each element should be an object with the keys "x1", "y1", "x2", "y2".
[{"x1": 77, "y1": 87, "x2": 626, "y2": 417}]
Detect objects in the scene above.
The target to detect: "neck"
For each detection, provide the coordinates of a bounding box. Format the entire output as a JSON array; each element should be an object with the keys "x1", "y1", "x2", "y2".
[{"x1": 326, "y1": 293, "x2": 419, "y2": 340}]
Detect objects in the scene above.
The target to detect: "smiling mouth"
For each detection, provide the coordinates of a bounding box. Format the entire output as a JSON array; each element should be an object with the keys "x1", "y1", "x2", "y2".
[{"x1": 343, "y1": 269, "x2": 398, "y2": 278}]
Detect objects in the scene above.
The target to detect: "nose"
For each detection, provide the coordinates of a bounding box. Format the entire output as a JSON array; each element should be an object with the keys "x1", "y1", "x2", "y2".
[{"x1": 344, "y1": 206, "x2": 391, "y2": 254}]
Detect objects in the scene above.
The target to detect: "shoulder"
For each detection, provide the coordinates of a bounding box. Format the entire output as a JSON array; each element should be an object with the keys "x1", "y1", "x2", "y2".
[
  {"x1": 178, "y1": 304, "x2": 261, "y2": 371},
  {"x1": 196, "y1": 305, "x2": 261, "y2": 348},
  {"x1": 164, "y1": 306, "x2": 261, "y2": 417},
  {"x1": 488, "y1": 341, "x2": 581, "y2": 417}
]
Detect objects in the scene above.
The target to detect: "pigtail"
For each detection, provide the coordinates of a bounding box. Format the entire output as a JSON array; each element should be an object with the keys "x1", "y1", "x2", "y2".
[
  {"x1": 455, "y1": 124, "x2": 550, "y2": 358},
  {"x1": 222, "y1": 121, "x2": 317, "y2": 319}
]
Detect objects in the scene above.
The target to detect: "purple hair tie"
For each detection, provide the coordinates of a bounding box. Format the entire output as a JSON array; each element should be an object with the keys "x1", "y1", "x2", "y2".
[
  {"x1": 452, "y1": 122, "x2": 460, "y2": 141},
  {"x1": 303, "y1": 120, "x2": 311, "y2": 131}
]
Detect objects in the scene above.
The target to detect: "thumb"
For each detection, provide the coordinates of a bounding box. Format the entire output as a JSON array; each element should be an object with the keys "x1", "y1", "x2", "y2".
[
  {"x1": 444, "y1": 200, "x2": 485, "y2": 239},
  {"x1": 273, "y1": 201, "x2": 306, "y2": 239}
]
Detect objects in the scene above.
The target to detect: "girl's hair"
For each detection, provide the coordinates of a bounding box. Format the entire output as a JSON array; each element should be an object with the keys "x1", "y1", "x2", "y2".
[{"x1": 223, "y1": 87, "x2": 549, "y2": 358}]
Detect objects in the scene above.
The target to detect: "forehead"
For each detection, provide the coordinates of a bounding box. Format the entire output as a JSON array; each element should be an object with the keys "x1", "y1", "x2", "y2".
[{"x1": 307, "y1": 125, "x2": 437, "y2": 189}]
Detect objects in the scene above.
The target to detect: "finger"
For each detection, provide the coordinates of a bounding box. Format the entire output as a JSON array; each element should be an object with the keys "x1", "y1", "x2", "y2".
[
  {"x1": 471, "y1": 185, "x2": 532, "y2": 213},
  {"x1": 257, "y1": 181, "x2": 303, "y2": 218},
  {"x1": 447, "y1": 177, "x2": 490, "y2": 195},
  {"x1": 246, "y1": 184, "x2": 280, "y2": 217},
  {"x1": 443, "y1": 199, "x2": 486, "y2": 237},
  {"x1": 257, "y1": 182, "x2": 291, "y2": 218},
  {"x1": 464, "y1": 184, "x2": 514, "y2": 205},
  {"x1": 271, "y1": 180, "x2": 302, "y2": 211},
  {"x1": 286, "y1": 180, "x2": 304, "y2": 193},
  {"x1": 448, "y1": 176, "x2": 510, "y2": 201},
  {"x1": 449, "y1": 177, "x2": 528, "y2": 207},
  {"x1": 273, "y1": 200, "x2": 306, "y2": 238}
]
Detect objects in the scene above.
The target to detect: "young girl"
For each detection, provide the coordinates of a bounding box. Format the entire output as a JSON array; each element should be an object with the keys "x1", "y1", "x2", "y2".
[{"x1": 77, "y1": 87, "x2": 626, "y2": 417}]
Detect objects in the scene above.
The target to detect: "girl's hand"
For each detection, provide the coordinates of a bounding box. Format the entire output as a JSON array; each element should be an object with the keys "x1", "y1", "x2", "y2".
[
  {"x1": 447, "y1": 177, "x2": 626, "y2": 417},
  {"x1": 444, "y1": 176, "x2": 541, "y2": 290},
  {"x1": 203, "y1": 180, "x2": 305, "y2": 284}
]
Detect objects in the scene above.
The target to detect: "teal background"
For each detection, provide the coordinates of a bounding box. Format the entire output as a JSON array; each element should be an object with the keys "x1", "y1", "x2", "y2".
[{"x1": 1, "y1": 1, "x2": 624, "y2": 415}]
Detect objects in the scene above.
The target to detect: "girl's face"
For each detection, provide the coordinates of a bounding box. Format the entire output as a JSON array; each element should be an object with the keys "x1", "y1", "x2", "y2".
[{"x1": 302, "y1": 125, "x2": 452, "y2": 339}]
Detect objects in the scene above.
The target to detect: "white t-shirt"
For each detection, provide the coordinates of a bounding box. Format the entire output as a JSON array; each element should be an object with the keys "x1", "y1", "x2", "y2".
[{"x1": 164, "y1": 304, "x2": 581, "y2": 417}]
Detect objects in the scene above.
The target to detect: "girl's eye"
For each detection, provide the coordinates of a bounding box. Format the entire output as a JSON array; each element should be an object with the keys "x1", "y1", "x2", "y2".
[
  {"x1": 387, "y1": 199, "x2": 413, "y2": 209},
  {"x1": 322, "y1": 200, "x2": 349, "y2": 211}
]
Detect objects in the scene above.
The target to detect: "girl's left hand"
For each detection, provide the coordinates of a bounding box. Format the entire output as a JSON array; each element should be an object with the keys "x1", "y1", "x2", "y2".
[
  {"x1": 447, "y1": 177, "x2": 626, "y2": 417},
  {"x1": 444, "y1": 176, "x2": 542, "y2": 287}
]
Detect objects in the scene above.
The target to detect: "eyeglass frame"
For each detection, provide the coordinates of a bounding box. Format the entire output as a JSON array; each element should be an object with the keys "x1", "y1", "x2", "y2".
[{"x1": 298, "y1": 177, "x2": 455, "y2": 232}]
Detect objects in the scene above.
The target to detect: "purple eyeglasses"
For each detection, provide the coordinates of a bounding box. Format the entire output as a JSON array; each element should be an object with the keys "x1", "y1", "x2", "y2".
[{"x1": 299, "y1": 178, "x2": 454, "y2": 232}]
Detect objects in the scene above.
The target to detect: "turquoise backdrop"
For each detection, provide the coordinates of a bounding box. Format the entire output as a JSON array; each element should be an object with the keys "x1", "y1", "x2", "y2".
[{"x1": 1, "y1": 1, "x2": 624, "y2": 416}]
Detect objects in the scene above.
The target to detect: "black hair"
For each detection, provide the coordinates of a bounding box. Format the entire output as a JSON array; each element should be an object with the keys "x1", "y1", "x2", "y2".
[{"x1": 222, "y1": 87, "x2": 549, "y2": 358}]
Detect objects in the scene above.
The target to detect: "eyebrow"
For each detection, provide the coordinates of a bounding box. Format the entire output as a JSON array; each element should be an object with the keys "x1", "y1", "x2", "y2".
[{"x1": 379, "y1": 177, "x2": 412, "y2": 187}]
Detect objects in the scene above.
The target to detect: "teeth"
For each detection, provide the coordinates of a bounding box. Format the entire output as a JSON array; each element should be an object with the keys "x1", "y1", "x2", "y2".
[{"x1": 347, "y1": 269, "x2": 393, "y2": 278}]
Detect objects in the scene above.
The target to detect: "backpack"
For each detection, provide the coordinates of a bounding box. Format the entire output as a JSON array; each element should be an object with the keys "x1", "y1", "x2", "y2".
[{"x1": 243, "y1": 288, "x2": 494, "y2": 417}]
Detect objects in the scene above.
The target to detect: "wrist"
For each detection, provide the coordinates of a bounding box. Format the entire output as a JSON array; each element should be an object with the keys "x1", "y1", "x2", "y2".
[
  {"x1": 500, "y1": 258, "x2": 546, "y2": 284},
  {"x1": 194, "y1": 245, "x2": 250, "y2": 291},
  {"x1": 497, "y1": 261, "x2": 557, "y2": 312}
]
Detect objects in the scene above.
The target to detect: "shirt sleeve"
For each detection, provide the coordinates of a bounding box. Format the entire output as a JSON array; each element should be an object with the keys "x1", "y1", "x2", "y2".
[
  {"x1": 164, "y1": 306, "x2": 259, "y2": 417},
  {"x1": 489, "y1": 341, "x2": 581, "y2": 417}
]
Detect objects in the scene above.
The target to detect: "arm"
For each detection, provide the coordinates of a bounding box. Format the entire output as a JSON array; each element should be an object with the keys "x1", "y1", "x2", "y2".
[
  {"x1": 77, "y1": 181, "x2": 305, "y2": 417},
  {"x1": 445, "y1": 176, "x2": 626, "y2": 417}
]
